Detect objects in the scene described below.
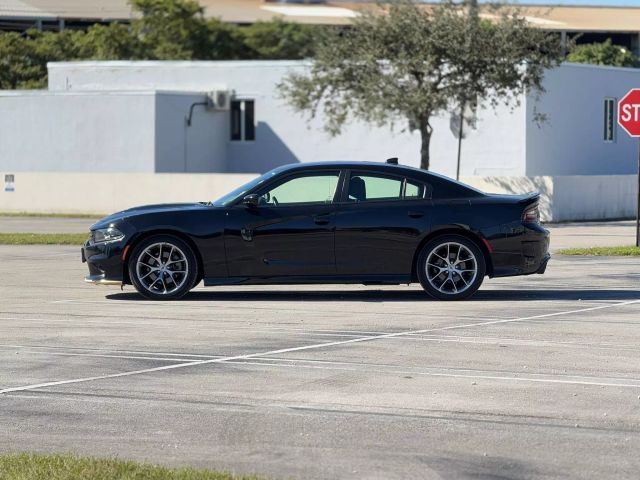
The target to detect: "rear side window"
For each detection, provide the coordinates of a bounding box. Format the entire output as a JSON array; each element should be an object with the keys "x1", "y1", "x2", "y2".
[
  {"x1": 347, "y1": 173, "x2": 428, "y2": 202},
  {"x1": 348, "y1": 175, "x2": 402, "y2": 202},
  {"x1": 405, "y1": 179, "x2": 428, "y2": 199}
]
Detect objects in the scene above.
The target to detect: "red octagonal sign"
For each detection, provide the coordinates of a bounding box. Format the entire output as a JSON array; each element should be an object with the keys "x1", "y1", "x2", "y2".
[{"x1": 618, "y1": 89, "x2": 640, "y2": 137}]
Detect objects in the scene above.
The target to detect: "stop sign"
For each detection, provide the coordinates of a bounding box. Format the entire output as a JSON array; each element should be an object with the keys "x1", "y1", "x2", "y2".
[
  {"x1": 618, "y1": 89, "x2": 640, "y2": 137},
  {"x1": 619, "y1": 89, "x2": 640, "y2": 247}
]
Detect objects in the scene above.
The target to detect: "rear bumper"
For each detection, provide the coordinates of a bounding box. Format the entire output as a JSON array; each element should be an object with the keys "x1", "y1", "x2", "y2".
[
  {"x1": 535, "y1": 254, "x2": 551, "y2": 275},
  {"x1": 490, "y1": 223, "x2": 550, "y2": 278}
]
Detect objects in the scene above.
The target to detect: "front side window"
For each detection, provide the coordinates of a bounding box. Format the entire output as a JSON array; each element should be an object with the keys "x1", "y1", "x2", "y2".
[{"x1": 258, "y1": 173, "x2": 339, "y2": 206}]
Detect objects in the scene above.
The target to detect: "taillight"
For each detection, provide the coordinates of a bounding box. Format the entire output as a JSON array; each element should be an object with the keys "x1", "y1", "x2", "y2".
[{"x1": 522, "y1": 205, "x2": 540, "y2": 224}]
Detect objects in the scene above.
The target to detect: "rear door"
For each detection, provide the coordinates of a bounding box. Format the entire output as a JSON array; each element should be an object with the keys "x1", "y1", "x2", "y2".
[
  {"x1": 334, "y1": 171, "x2": 431, "y2": 276},
  {"x1": 224, "y1": 170, "x2": 341, "y2": 277}
]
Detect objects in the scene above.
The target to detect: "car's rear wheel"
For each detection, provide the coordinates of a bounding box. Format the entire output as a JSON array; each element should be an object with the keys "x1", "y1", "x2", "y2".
[
  {"x1": 417, "y1": 235, "x2": 486, "y2": 301},
  {"x1": 129, "y1": 234, "x2": 198, "y2": 300}
]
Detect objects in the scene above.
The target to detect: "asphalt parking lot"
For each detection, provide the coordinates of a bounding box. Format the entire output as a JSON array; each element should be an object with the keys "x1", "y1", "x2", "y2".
[{"x1": 1, "y1": 244, "x2": 640, "y2": 479}]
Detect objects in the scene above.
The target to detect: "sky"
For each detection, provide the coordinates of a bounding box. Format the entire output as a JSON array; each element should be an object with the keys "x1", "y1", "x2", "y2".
[{"x1": 488, "y1": 0, "x2": 640, "y2": 4}]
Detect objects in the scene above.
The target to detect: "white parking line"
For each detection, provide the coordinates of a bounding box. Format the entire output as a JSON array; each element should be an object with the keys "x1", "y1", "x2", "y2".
[
  {"x1": 221, "y1": 359, "x2": 640, "y2": 389},
  {"x1": 0, "y1": 349, "x2": 213, "y2": 363},
  {"x1": 1, "y1": 299, "x2": 638, "y2": 394},
  {"x1": 0, "y1": 344, "x2": 222, "y2": 359}
]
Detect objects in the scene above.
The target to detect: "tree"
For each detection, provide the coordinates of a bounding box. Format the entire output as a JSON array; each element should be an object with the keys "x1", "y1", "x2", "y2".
[
  {"x1": 0, "y1": 0, "x2": 322, "y2": 89},
  {"x1": 77, "y1": 23, "x2": 142, "y2": 60},
  {"x1": 130, "y1": 0, "x2": 211, "y2": 59},
  {"x1": 567, "y1": 39, "x2": 639, "y2": 68},
  {"x1": 279, "y1": 0, "x2": 563, "y2": 170},
  {"x1": 0, "y1": 29, "x2": 84, "y2": 89},
  {"x1": 241, "y1": 19, "x2": 320, "y2": 60}
]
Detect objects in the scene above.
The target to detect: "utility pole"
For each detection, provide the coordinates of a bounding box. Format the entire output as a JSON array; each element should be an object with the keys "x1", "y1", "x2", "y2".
[{"x1": 456, "y1": 102, "x2": 464, "y2": 181}]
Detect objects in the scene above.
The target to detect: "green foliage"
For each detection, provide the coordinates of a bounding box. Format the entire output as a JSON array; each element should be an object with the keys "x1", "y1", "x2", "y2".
[
  {"x1": 0, "y1": 233, "x2": 89, "y2": 245},
  {"x1": 557, "y1": 246, "x2": 640, "y2": 256},
  {"x1": 0, "y1": 29, "x2": 84, "y2": 89},
  {"x1": 0, "y1": 211, "x2": 102, "y2": 218},
  {"x1": 0, "y1": 453, "x2": 264, "y2": 479},
  {"x1": 567, "y1": 39, "x2": 639, "y2": 68},
  {"x1": 242, "y1": 19, "x2": 319, "y2": 60},
  {"x1": 279, "y1": 0, "x2": 564, "y2": 170},
  {"x1": 76, "y1": 23, "x2": 142, "y2": 60},
  {"x1": 131, "y1": 0, "x2": 210, "y2": 59},
  {"x1": 0, "y1": 0, "x2": 322, "y2": 89}
]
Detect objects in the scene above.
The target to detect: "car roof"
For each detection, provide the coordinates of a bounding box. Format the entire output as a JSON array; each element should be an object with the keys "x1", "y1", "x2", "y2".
[
  {"x1": 276, "y1": 161, "x2": 426, "y2": 176},
  {"x1": 273, "y1": 161, "x2": 485, "y2": 195},
  {"x1": 276, "y1": 161, "x2": 462, "y2": 184}
]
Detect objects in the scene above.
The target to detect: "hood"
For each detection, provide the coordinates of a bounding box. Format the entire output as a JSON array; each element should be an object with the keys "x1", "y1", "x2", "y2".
[{"x1": 90, "y1": 202, "x2": 212, "y2": 230}]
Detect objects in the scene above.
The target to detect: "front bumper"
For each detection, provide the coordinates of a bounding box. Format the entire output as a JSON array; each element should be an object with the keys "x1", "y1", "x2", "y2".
[
  {"x1": 82, "y1": 238, "x2": 127, "y2": 285},
  {"x1": 84, "y1": 274, "x2": 122, "y2": 285}
]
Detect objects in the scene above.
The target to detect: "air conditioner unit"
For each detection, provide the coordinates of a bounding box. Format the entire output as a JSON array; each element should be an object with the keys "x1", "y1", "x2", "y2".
[{"x1": 207, "y1": 90, "x2": 231, "y2": 111}]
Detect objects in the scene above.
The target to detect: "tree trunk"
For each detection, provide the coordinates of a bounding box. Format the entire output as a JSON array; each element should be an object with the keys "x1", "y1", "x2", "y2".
[{"x1": 419, "y1": 124, "x2": 432, "y2": 170}]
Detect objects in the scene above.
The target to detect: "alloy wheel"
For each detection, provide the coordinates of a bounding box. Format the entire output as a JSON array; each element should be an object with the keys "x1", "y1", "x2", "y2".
[
  {"x1": 135, "y1": 242, "x2": 189, "y2": 295},
  {"x1": 425, "y1": 242, "x2": 478, "y2": 295}
]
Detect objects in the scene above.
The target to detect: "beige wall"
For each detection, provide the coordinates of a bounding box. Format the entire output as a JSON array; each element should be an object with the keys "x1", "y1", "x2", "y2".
[
  {"x1": 0, "y1": 172, "x2": 258, "y2": 215},
  {"x1": 463, "y1": 175, "x2": 637, "y2": 222},
  {"x1": 0, "y1": 172, "x2": 635, "y2": 222}
]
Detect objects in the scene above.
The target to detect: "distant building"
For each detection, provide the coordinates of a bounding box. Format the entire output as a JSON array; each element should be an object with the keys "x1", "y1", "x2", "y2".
[{"x1": 2, "y1": 1, "x2": 640, "y2": 55}]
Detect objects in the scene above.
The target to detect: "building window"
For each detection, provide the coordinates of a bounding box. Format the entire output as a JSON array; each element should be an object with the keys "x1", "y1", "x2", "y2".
[
  {"x1": 604, "y1": 98, "x2": 616, "y2": 143},
  {"x1": 230, "y1": 99, "x2": 255, "y2": 142}
]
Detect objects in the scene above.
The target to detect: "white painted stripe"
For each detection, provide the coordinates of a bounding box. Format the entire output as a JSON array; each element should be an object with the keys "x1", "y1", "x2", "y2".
[
  {"x1": 0, "y1": 344, "x2": 220, "y2": 358},
  {"x1": 224, "y1": 356, "x2": 640, "y2": 382},
  {"x1": 220, "y1": 360, "x2": 640, "y2": 389},
  {"x1": 1, "y1": 299, "x2": 638, "y2": 394},
  {"x1": 2, "y1": 349, "x2": 209, "y2": 363},
  {"x1": 0, "y1": 317, "x2": 507, "y2": 333}
]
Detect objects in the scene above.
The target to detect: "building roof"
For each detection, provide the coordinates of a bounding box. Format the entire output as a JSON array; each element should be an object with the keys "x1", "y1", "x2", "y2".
[
  {"x1": 2, "y1": 1, "x2": 640, "y2": 32},
  {"x1": 0, "y1": 0, "x2": 132, "y2": 20}
]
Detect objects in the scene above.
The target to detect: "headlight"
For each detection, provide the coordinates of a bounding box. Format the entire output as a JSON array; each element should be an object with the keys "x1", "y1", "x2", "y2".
[{"x1": 90, "y1": 227, "x2": 125, "y2": 245}]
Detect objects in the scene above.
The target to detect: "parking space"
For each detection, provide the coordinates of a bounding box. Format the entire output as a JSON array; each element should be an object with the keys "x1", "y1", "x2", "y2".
[{"x1": 1, "y1": 244, "x2": 640, "y2": 479}]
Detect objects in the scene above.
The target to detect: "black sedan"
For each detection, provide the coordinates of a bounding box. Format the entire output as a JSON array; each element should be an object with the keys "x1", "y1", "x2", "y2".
[{"x1": 82, "y1": 160, "x2": 550, "y2": 301}]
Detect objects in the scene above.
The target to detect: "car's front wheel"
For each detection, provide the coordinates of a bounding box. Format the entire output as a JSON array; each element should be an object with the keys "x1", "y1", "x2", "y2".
[
  {"x1": 129, "y1": 234, "x2": 198, "y2": 300},
  {"x1": 417, "y1": 235, "x2": 486, "y2": 300}
]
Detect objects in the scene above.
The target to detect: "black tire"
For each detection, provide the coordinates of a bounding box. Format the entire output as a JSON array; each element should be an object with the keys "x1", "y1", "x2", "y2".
[
  {"x1": 416, "y1": 234, "x2": 486, "y2": 301},
  {"x1": 128, "y1": 234, "x2": 199, "y2": 300}
]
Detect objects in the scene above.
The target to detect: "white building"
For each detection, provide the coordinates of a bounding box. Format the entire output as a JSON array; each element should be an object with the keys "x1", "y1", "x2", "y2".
[
  {"x1": 1, "y1": 60, "x2": 639, "y2": 177},
  {"x1": 0, "y1": 60, "x2": 638, "y2": 221}
]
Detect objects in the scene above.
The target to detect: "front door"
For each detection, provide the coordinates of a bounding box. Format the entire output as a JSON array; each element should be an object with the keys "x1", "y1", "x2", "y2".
[{"x1": 224, "y1": 171, "x2": 340, "y2": 277}]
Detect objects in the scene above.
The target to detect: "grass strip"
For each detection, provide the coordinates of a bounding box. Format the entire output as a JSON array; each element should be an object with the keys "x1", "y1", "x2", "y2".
[
  {"x1": 0, "y1": 212, "x2": 103, "y2": 219},
  {"x1": 0, "y1": 233, "x2": 87, "y2": 245},
  {"x1": 557, "y1": 246, "x2": 640, "y2": 256},
  {"x1": 0, "y1": 453, "x2": 264, "y2": 480}
]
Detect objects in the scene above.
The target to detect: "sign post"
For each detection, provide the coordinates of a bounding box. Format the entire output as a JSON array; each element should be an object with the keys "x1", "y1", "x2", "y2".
[{"x1": 616, "y1": 89, "x2": 640, "y2": 247}]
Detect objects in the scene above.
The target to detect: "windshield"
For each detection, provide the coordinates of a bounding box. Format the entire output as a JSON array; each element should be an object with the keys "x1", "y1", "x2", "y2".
[{"x1": 212, "y1": 169, "x2": 282, "y2": 207}]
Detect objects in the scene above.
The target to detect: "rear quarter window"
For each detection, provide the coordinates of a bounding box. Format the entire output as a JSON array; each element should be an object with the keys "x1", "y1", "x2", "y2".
[{"x1": 429, "y1": 177, "x2": 482, "y2": 199}]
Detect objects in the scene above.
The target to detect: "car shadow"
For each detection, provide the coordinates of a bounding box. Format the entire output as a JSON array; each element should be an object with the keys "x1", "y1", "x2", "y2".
[{"x1": 105, "y1": 289, "x2": 640, "y2": 302}]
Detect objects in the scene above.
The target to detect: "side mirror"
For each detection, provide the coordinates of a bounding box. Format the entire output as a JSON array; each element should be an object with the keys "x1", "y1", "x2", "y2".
[{"x1": 242, "y1": 194, "x2": 260, "y2": 208}]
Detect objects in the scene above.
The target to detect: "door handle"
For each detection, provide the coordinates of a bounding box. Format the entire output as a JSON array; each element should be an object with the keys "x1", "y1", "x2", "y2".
[
  {"x1": 408, "y1": 211, "x2": 424, "y2": 219},
  {"x1": 313, "y1": 214, "x2": 331, "y2": 225}
]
